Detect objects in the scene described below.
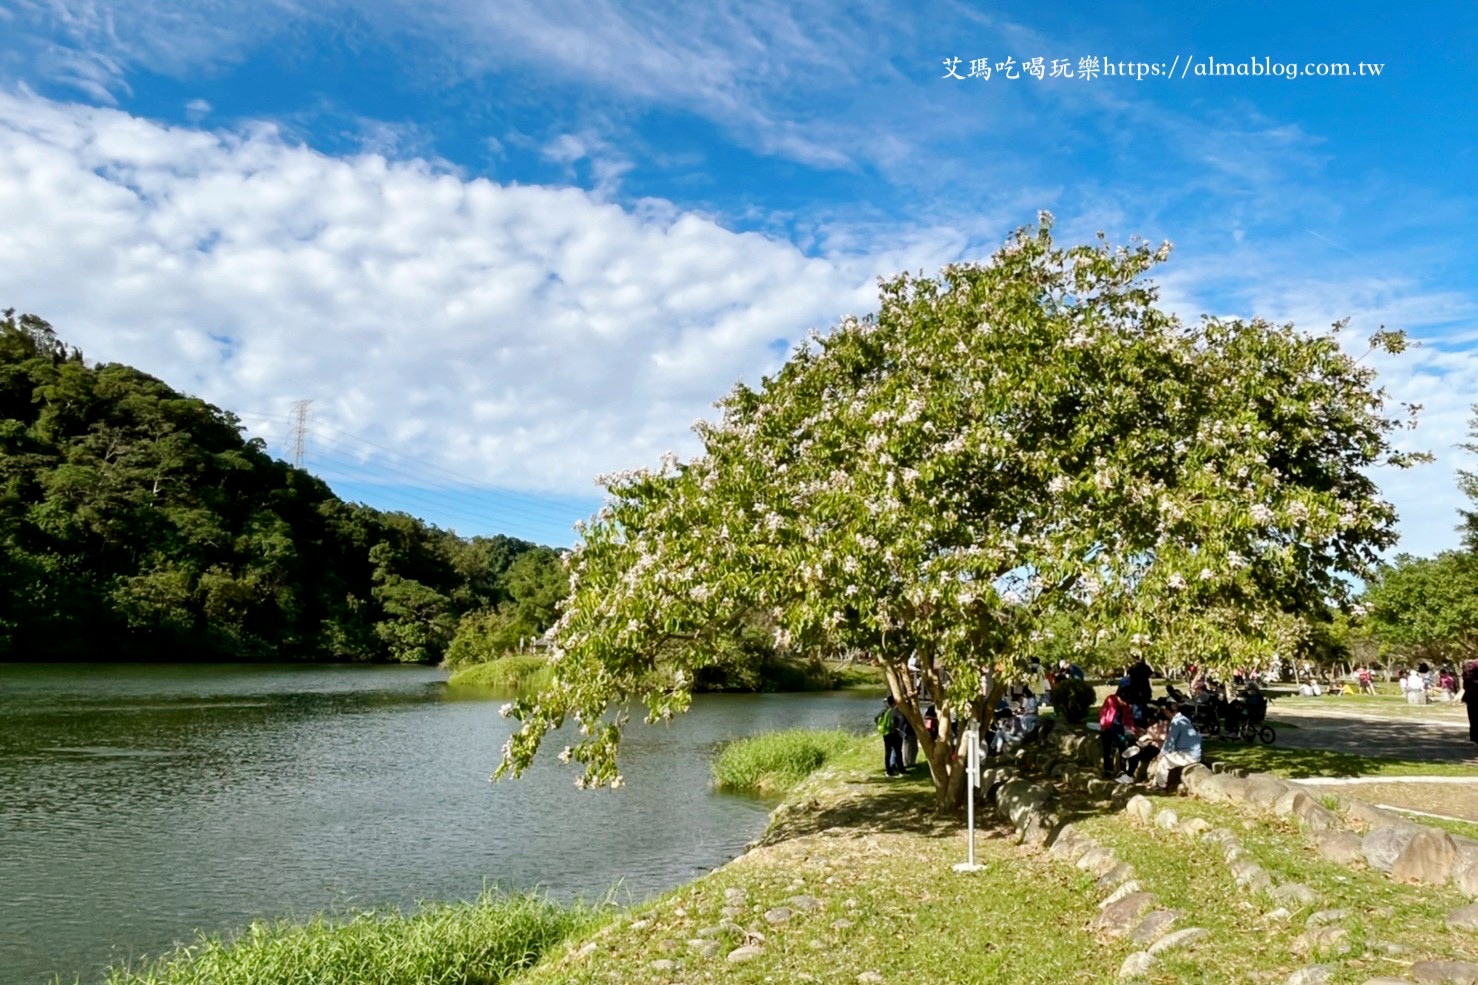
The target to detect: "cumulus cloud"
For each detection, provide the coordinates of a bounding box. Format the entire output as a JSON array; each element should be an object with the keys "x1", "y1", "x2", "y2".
[
  {"x1": 0, "y1": 92, "x2": 906, "y2": 497},
  {"x1": 0, "y1": 91, "x2": 1472, "y2": 558}
]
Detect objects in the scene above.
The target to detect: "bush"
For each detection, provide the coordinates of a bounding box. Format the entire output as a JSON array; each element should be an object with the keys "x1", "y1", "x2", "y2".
[
  {"x1": 102, "y1": 892, "x2": 597, "y2": 985},
  {"x1": 1052, "y1": 677, "x2": 1095, "y2": 724},
  {"x1": 712, "y1": 729, "x2": 860, "y2": 795}
]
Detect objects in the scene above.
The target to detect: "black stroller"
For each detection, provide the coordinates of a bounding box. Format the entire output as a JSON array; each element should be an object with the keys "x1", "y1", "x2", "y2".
[{"x1": 1222, "y1": 687, "x2": 1276, "y2": 744}]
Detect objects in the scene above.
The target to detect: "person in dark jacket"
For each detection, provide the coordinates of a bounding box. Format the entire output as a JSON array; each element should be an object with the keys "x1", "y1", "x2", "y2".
[
  {"x1": 1463, "y1": 660, "x2": 1478, "y2": 746},
  {"x1": 1127, "y1": 657, "x2": 1154, "y2": 708}
]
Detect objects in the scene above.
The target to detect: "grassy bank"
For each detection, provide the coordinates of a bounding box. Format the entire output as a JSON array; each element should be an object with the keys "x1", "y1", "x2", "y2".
[
  {"x1": 448, "y1": 658, "x2": 883, "y2": 694},
  {"x1": 98, "y1": 893, "x2": 599, "y2": 985},
  {"x1": 711, "y1": 729, "x2": 859, "y2": 795},
  {"x1": 446, "y1": 657, "x2": 553, "y2": 692}
]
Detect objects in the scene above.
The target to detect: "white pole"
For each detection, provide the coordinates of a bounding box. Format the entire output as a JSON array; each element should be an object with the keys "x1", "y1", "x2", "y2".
[{"x1": 953, "y1": 721, "x2": 985, "y2": 873}]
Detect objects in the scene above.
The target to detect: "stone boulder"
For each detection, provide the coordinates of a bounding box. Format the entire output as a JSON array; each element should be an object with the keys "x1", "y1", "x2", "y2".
[
  {"x1": 1199, "y1": 773, "x2": 1253, "y2": 805},
  {"x1": 1447, "y1": 904, "x2": 1478, "y2": 932},
  {"x1": 1314, "y1": 830, "x2": 1365, "y2": 865},
  {"x1": 1077, "y1": 845, "x2": 1121, "y2": 877},
  {"x1": 1245, "y1": 775, "x2": 1290, "y2": 809},
  {"x1": 1291, "y1": 793, "x2": 1342, "y2": 832},
  {"x1": 1346, "y1": 801, "x2": 1404, "y2": 828},
  {"x1": 1130, "y1": 909, "x2": 1178, "y2": 946},
  {"x1": 1452, "y1": 838, "x2": 1478, "y2": 898},
  {"x1": 1391, "y1": 828, "x2": 1458, "y2": 886},
  {"x1": 1411, "y1": 959, "x2": 1478, "y2": 984},
  {"x1": 1119, "y1": 951, "x2": 1157, "y2": 979},
  {"x1": 1090, "y1": 892, "x2": 1157, "y2": 937},
  {"x1": 1148, "y1": 927, "x2": 1208, "y2": 955},
  {"x1": 1179, "y1": 817, "x2": 1213, "y2": 839},
  {"x1": 1178, "y1": 763, "x2": 1212, "y2": 795},
  {"x1": 1125, "y1": 794, "x2": 1155, "y2": 825},
  {"x1": 1364, "y1": 825, "x2": 1421, "y2": 873},
  {"x1": 1270, "y1": 882, "x2": 1319, "y2": 907}
]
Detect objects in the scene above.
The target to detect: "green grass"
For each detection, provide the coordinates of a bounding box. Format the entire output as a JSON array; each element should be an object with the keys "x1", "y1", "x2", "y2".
[
  {"x1": 447, "y1": 657, "x2": 550, "y2": 691},
  {"x1": 825, "y1": 661, "x2": 885, "y2": 690},
  {"x1": 711, "y1": 729, "x2": 862, "y2": 795},
  {"x1": 1075, "y1": 797, "x2": 1475, "y2": 982},
  {"x1": 1206, "y1": 742, "x2": 1478, "y2": 779},
  {"x1": 97, "y1": 892, "x2": 600, "y2": 985}
]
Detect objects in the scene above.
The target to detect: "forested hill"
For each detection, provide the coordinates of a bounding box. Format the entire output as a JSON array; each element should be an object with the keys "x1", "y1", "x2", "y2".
[{"x1": 0, "y1": 311, "x2": 567, "y2": 663}]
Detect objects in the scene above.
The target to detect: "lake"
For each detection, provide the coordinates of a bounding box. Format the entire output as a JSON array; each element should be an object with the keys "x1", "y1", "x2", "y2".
[{"x1": 0, "y1": 663, "x2": 879, "y2": 985}]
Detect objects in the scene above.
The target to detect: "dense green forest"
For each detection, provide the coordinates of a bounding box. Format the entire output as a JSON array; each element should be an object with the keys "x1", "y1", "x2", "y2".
[{"x1": 0, "y1": 310, "x2": 566, "y2": 663}]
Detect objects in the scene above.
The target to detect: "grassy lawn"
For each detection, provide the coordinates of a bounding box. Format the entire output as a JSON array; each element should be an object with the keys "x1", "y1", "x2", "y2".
[{"x1": 507, "y1": 731, "x2": 1477, "y2": 985}]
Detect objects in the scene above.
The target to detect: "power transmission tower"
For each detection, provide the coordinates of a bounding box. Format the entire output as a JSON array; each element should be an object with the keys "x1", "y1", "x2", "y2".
[{"x1": 289, "y1": 399, "x2": 313, "y2": 468}]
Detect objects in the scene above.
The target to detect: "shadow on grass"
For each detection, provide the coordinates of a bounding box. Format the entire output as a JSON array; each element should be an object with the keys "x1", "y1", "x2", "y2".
[{"x1": 758, "y1": 766, "x2": 965, "y2": 845}]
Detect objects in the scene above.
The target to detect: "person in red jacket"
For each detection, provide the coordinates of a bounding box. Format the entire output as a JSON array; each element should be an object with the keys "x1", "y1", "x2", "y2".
[{"x1": 1099, "y1": 679, "x2": 1138, "y2": 778}]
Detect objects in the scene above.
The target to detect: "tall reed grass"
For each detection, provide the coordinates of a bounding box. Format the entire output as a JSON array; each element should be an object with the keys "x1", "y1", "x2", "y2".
[
  {"x1": 711, "y1": 729, "x2": 861, "y2": 795},
  {"x1": 98, "y1": 892, "x2": 597, "y2": 985}
]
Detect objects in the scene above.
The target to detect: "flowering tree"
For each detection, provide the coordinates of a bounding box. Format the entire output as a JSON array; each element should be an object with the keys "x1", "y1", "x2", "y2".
[{"x1": 498, "y1": 217, "x2": 1423, "y2": 808}]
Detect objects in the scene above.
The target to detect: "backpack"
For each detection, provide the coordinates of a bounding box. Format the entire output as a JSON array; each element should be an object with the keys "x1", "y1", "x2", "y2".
[{"x1": 876, "y1": 708, "x2": 897, "y2": 736}]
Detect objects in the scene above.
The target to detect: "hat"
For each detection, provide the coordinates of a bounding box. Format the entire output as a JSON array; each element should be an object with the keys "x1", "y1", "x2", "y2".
[{"x1": 1119, "y1": 676, "x2": 1132, "y2": 688}]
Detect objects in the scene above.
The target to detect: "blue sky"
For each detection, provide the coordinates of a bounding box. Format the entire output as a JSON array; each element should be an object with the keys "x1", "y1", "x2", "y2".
[{"x1": 0, "y1": 0, "x2": 1475, "y2": 551}]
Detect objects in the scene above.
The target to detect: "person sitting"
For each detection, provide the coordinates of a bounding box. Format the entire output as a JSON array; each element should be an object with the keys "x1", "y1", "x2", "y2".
[
  {"x1": 1152, "y1": 699, "x2": 1203, "y2": 790},
  {"x1": 990, "y1": 702, "x2": 1026, "y2": 757},
  {"x1": 1121, "y1": 701, "x2": 1172, "y2": 784}
]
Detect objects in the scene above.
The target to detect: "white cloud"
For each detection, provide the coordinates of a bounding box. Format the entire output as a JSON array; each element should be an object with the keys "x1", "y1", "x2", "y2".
[
  {"x1": 0, "y1": 93, "x2": 898, "y2": 496},
  {"x1": 1, "y1": 91, "x2": 1473, "y2": 561}
]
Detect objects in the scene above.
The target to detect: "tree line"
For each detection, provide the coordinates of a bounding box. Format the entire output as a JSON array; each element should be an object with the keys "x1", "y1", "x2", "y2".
[{"x1": 0, "y1": 310, "x2": 565, "y2": 664}]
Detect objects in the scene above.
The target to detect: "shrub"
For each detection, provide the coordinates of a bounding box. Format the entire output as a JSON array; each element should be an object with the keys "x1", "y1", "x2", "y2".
[{"x1": 1052, "y1": 677, "x2": 1095, "y2": 724}]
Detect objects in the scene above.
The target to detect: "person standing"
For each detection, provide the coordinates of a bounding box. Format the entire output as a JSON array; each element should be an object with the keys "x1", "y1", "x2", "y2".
[
  {"x1": 1463, "y1": 660, "x2": 1478, "y2": 747},
  {"x1": 1127, "y1": 657, "x2": 1154, "y2": 724},
  {"x1": 1358, "y1": 665, "x2": 1374, "y2": 695},
  {"x1": 900, "y1": 706, "x2": 919, "y2": 770},
  {"x1": 1403, "y1": 668, "x2": 1428, "y2": 706},
  {"x1": 876, "y1": 695, "x2": 906, "y2": 776},
  {"x1": 1153, "y1": 700, "x2": 1203, "y2": 789},
  {"x1": 1099, "y1": 684, "x2": 1136, "y2": 778}
]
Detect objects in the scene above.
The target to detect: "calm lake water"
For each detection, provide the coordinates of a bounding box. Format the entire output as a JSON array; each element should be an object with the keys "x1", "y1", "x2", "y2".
[{"x1": 0, "y1": 663, "x2": 878, "y2": 985}]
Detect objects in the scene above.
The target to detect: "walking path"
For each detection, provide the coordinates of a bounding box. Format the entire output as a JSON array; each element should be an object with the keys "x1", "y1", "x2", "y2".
[{"x1": 1268, "y1": 708, "x2": 1478, "y2": 763}]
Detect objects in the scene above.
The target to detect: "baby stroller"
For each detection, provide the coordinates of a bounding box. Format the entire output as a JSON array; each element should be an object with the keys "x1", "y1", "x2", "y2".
[
  {"x1": 1222, "y1": 688, "x2": 1276, "y2": 744},
  {"x1": 1188, "y1": 696, "x2": 1225, "y2": 738}
]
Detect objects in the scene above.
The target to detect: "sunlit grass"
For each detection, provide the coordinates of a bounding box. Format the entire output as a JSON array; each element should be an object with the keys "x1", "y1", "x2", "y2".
[
  {"x1": 712, "y1": 729, "x2": 863, "y2": 795},
  {"x1": 446, "y1": 657, "x2": 549, "y2": 691},
  {"x1": 95, "y1": 892, "x2": 600, "y2": 985}
]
